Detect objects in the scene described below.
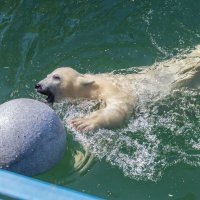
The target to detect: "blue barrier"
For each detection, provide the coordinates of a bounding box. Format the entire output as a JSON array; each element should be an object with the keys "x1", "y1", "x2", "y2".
[{"x1": 0, "y1": 170, "x2": 103, "y2": 200}]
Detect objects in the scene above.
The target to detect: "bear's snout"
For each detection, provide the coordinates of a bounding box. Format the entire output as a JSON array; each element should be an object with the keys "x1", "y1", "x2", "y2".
[
  {"x1": 35, "y1": 83, "x2": 45, "y2": 94},
  {"x1": 35, "y1": 83, "x2": 42, "y2": 90},
  {"x1": 35, "y1": 82, "x2": 55, "y2": 104},
  {"x1": 35, "y1": 83, "x2": 49, "y2": 95}
]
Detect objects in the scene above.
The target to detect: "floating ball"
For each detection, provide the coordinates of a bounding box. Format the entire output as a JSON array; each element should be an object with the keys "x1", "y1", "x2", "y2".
[{"x1": 0, "y1": 98, "x2": 66, "y2": 176}]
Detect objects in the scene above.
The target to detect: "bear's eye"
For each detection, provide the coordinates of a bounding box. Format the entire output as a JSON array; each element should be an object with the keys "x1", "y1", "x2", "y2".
[{"x1": 53, "y1": 74, "x2": 60, "y2": 80}]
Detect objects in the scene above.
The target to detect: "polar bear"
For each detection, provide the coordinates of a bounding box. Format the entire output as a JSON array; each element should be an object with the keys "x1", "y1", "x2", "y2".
[
  {"x1": 35, "y1": 67, "x2": 135, "y2": 132},
  {"x1": 35, "y1": 45, "x2": 200, "y2": 132}
]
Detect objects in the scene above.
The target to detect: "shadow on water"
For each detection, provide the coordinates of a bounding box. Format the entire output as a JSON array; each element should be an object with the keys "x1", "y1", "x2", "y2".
[{"x1": 36, "y1": 133, "x2": 96, "y2": 186}]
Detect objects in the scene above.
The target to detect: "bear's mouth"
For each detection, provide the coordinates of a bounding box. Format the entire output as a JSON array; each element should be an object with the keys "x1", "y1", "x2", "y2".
[
  {"x1": 35, "y1": 85, "x2": 55, "y2": 104},
  {"x1": 45, "y1": 92, "x2": 55, "y2": 104}
]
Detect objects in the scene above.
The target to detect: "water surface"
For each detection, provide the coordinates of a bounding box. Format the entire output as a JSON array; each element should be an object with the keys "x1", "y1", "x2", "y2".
[{"x1": 1, "y1": 1, "x2": 200, "y2": 199}]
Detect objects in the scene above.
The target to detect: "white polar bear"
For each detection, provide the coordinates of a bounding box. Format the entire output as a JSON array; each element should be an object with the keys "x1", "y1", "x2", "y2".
[{"x1": 35, "y1": 45, "x2": 200, "y2": 132}]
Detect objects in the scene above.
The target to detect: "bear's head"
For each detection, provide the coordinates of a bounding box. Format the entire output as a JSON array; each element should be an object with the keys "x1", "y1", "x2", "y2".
[{"x1": 35, "y1": 67, "x2": 95, "y2": 103}]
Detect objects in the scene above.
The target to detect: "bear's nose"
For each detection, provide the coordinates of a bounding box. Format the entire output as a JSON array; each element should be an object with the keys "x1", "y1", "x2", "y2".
[{"x1": 35, "y1": 83, "x2": 42, "y2": 90}]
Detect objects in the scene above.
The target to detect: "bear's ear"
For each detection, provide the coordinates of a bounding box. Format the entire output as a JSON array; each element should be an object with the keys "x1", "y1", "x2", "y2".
[{"x1": 77, "y1": 76, "x2": 95, "y2": 86}]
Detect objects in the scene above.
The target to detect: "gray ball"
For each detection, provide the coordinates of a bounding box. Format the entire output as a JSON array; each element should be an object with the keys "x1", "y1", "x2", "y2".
[{"x1": 0, "y1": 98, "x2": 66, "y2": 176}]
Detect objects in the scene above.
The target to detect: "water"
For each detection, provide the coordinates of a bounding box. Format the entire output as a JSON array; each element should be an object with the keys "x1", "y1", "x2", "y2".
[{"x1": 1, "y1": 0, "x2": 200, "y2": 199}]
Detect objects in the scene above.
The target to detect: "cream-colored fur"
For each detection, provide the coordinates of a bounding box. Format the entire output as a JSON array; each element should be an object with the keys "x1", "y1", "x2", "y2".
[
  {"x1": 37, "y1": 67, "x2": 135, "y2": 131},
  {"x1": 36, "y1": 45, "x2": 200, "y2": 132}
]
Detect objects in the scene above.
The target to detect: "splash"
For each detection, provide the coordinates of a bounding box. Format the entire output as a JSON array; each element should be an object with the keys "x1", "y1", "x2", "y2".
[{"x1": 51, "y1": 88, "x2": 200, "y2": 181}]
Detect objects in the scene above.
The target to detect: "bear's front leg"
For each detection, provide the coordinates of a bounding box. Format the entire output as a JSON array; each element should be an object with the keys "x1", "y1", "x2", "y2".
[
  {"x1": 70, "y1": 109, "x2": 106, "y2": 132},
  {"x1": 70, "y1": 114, "x2": 101, "y2": 132},
  {"x1": 70, "y1": 103, "x2": 131, "y2": 132}
]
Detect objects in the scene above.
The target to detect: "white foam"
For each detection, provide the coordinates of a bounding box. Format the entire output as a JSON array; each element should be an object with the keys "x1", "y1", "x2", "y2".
[{"x1": 47, "y1": 88, "x2": 200, "y2": 181}]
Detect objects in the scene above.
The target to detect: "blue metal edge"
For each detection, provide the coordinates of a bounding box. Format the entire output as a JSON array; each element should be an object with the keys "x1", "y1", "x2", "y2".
[{"x1": 0, "y1": 169, "x2": 103, "y2": 200}]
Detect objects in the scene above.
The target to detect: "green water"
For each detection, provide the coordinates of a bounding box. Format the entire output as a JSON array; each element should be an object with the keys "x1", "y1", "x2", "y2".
[{"x1": 1, "y1": 1, "x2": 200, "y2": 199}]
